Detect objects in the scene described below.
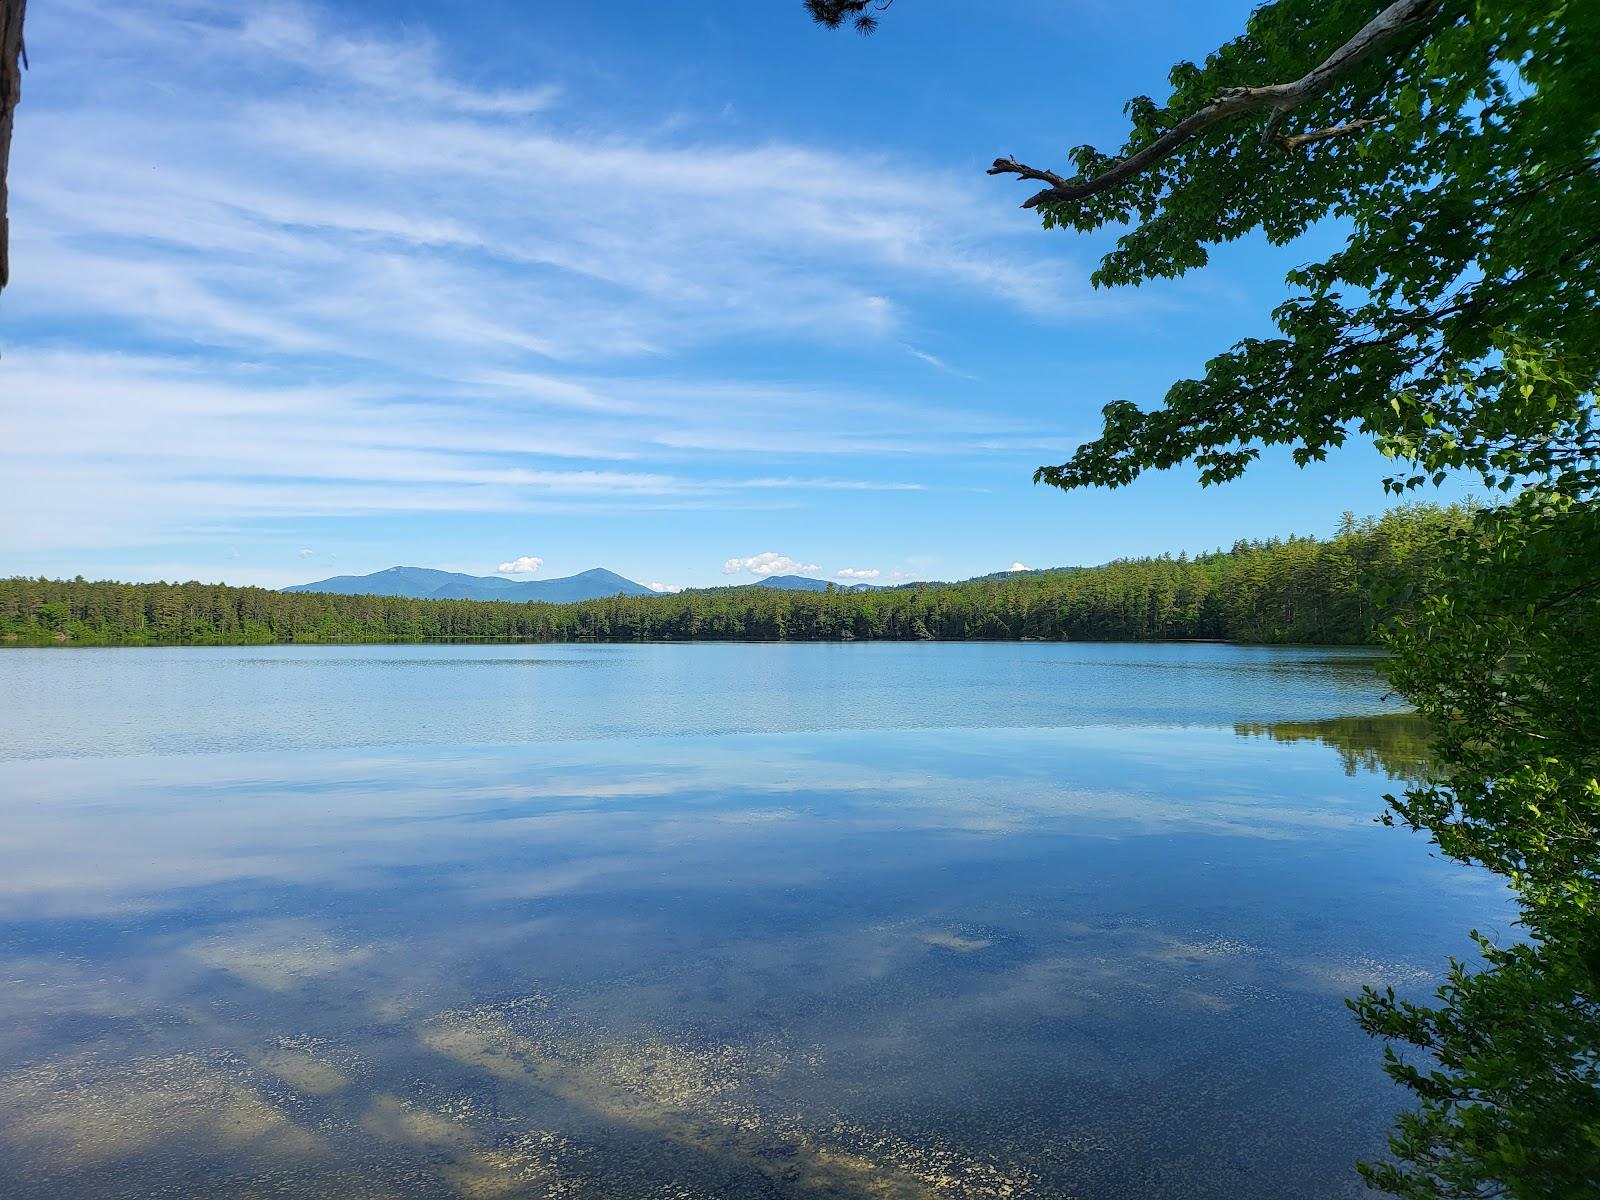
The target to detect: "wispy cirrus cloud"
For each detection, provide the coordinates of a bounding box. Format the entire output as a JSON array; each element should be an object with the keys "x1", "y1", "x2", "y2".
[
  {"x1": 3, "y1": 0, "x2": 1092, "y2": 571},
  {"x1": 0, "y1": 351, "x2": 970, "y2": 551},
  {"x1": 15, "y1": 1, "x2": 1088, "y2": 367},
  {"x1": 230, "y1": 8, "x2": 564, "y2": 116}
]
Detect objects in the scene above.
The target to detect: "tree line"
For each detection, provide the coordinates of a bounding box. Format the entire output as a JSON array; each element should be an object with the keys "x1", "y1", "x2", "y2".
[{"x1": 0, "y1": 505, "x2": 1466, "y2": 648}]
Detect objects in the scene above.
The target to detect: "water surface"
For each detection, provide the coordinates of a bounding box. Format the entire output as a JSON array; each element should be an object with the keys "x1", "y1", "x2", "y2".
[{"x1": 0, "y1": 643, "x2": 1498, "y2": 1198}]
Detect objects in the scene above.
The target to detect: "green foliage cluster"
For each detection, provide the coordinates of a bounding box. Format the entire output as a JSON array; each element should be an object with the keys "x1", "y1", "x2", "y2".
[
  {"x1": 1350, "y1": 489, "x2": 1600, "y2": 1198},
  {"x1": 0, "y1": 506, "x2": 1460, "y2": 648}
]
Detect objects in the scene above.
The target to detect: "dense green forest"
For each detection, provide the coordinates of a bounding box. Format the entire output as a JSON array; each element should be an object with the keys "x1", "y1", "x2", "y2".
[{"x1": 1, "y1": 505, "x2": 1465, "y2": 647}]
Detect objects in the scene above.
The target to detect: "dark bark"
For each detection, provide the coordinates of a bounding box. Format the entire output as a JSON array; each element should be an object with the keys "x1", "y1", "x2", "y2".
[{"x1": 1, "y1": 0, "x2": 26, "y2": 293}]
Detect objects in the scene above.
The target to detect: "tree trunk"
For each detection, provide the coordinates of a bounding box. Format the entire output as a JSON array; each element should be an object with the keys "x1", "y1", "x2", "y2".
[{"x1": 0, "y1": 0, "x2": 26, "y2": 293}]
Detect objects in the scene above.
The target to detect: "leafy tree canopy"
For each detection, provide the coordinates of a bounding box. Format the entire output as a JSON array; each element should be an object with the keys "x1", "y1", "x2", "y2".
[{"x1": 1010, "y1": 0, "x2": 1599, "y2": 505}]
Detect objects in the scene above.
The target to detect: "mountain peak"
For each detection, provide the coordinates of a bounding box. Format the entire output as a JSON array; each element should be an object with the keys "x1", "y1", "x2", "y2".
[
  {"x1": 284, "y1": 566, "x2": 652, "y2": 604},
  {"x1": 754, "y1": 575, "x2": 879, "y2": 592}
]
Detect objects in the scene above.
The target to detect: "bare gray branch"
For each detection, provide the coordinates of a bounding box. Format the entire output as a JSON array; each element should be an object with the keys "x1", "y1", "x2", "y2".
[{"x1": 990, "y1": 0, "x2": 1441, "y2": 209}]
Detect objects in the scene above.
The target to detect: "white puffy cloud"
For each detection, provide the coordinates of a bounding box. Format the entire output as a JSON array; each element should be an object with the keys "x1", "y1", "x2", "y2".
[
  {"x1": 647, "y1": 582, "x2": 682, "y2": 593},
  {"x1": 1007, "y1": 561, "x2": 1031, "y2": 572},
  {"x1": 722, "y1": 552, "x2": 819, "y2": 577},
  {"x1": 298, "y1": 548, "x2": 316, "y2": 558},
  {"x1": 836, "y1": 567, "x2": 880, "y2": 579},
  {"x1": 497, "y1": 555, "x2": 544, "y2": 575}
]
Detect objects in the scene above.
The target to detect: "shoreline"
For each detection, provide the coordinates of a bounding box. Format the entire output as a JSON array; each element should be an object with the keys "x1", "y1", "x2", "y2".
[{"x1": 1, "y1": 634, "x2": 1384, "y2": 650}]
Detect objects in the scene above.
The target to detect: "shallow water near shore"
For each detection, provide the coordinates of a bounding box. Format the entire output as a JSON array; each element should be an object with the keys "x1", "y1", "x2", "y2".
[{"x1": 0, "y1": 643, "x2": 1501, "y2": 1198}]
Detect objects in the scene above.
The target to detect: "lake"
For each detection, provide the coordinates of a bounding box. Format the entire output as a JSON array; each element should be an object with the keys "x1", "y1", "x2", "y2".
[{"x1": 0, "y1": 643, "x2": 1501, "y2": 1199}]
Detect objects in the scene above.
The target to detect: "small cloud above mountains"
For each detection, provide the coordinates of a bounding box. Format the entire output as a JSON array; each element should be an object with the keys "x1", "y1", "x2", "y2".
[
  {"x1": 836, "y1": 567, "x2": 880, "y2": 579},
  {"x1": 723, "y1": 552, "x2": 819, "y2": 577},
  {"x1": 497, "y1": 555, "x2": 544, "y2": 575}
]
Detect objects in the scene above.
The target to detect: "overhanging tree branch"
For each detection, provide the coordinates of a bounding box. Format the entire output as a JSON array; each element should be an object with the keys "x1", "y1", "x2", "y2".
[
  {"x1": 0, "y1": 0, "x2": 26, "y2": 293},
  {"x1": 1278, "y1": 116, "x2": 1383, "y2": 151},
  {"x1": 989, "y1": 0, "x2": 1444, "y2": 209}
]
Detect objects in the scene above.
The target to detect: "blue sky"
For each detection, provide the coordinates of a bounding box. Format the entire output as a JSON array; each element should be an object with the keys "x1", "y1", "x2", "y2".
[{"x1": 1, "y1": 0, "x2": 1467, "y2": 590}]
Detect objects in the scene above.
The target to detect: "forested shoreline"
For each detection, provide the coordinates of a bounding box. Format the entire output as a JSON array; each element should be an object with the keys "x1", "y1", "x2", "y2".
[{"x1": 1, "y1": 506, "x2": 1464, "y2": 647}]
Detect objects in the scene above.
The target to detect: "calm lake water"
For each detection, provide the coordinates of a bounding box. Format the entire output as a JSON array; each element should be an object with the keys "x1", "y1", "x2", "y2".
[{"x1": 0, "y1": 643, "x2": 1501, "y2": 1199}]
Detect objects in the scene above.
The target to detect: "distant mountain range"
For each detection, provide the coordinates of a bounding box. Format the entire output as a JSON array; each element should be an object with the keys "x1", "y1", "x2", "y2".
[
  {"x1": 284, "y1": 566, "x2": 654, "y2": 603},
  {"x1": 965, "y1": 566, "x2": 1080, "y2": 584},
  {"x1": 753, "y1": 574, "x2": 879, "y2": 593},
  {"x1": 283, "y1": 565, "x2": 894, "y2": 603}
]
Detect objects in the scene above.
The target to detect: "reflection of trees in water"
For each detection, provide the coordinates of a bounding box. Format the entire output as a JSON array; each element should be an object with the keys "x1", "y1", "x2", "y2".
[
  {"x1": 1234, "y1": 713, "x2": 1432, "y2": 782},
  {"x1": 1246, "y1": 704, "x2": 1600, "y2": 1196}
]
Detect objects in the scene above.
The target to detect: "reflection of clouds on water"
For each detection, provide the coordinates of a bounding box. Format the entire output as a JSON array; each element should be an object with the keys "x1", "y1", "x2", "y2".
[
  {"x1": 259, "y1": 1043, "x2": 352, "y2": 1097},
  {"x1": 188, "y1": 919, "x2": 374, "y2": 992},
  {"x1": 0, "y1": 720, "x2": 1501, "y2": 1198},
  {"x1": 419, "y1": 995, "x2": 1036, "y2": 1199},
  {"x1": 0, "y1": 983, "x2": 1041, "y2": 1198},
  {"x1": 1287, "y1": 955, "x2": 1436, "y2": 994},
  {"x1": 0, "y1": 727, "x2": 1403, "y2": 920},
  {"x1": 0, "y1": 904, "x2": 1458, "y2": 1199},
  {"x1": 6, "y1": 903, "x2": 1429, "y2": 1196},
  {"x1": 921, "y1": 930, "x2": 993, "y2": 953},
  {"x1": 0, "y1": 1051, "x2": 323, "y2": 1175}
]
